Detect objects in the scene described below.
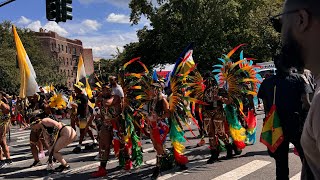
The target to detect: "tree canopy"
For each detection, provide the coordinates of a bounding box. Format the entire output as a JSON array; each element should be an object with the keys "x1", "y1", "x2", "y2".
[
  {"x1": 0, "y1": 21, "x2": 66, "y2": 95},
  {"x1": 118, "y1": 0, "x2": 283, "y2": 72}
]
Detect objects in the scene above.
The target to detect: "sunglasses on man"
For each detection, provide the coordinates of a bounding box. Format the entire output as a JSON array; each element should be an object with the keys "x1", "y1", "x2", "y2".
[
  {"x1": 270, "y1": 9, "x2": 310, "y2": 33},
  {"x1": 270, "y1": 10, "x2": 299, "y2": 33}
]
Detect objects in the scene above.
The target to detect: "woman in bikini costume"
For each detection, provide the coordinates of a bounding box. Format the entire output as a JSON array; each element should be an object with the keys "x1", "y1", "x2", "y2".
[{"x1": 30, "y1": 117, "x2": 76, "y2": 172}]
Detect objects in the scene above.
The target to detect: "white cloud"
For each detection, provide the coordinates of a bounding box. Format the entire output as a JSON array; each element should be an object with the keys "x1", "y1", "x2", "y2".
[
  {"x1": 25, "y1": 21, "x2": 69, "y2": 37},
  {"x1": 81, "y1": 19, "x2": 102, "y2": 31},
  {"x1": 43, "y1": 22, "x2": 69, "y2": 36},
  {"x1": 106, "y1": 13, "x2": 130, "y2": 24},
  {"x1": 18, "y1": 16, "x2": 31, "y2": 25},
  {"x1": 71, "y1": 31, "x2": 138, "y2": 58},
  {"x1": 60, "y1": 19, "x2": 102, "y2": 35},
  {"x1": 26, "y1": 21, "x2": 42, "y2": 31},
  {"x1": 78, "y1": 0, "x2": 158, "y2": 8},
  {"x1": 78, "y1": 0, "x2": 129, "y2": 8},
  {"x1": 22, "y1": 18, "x2": 101, "y2": 36}
]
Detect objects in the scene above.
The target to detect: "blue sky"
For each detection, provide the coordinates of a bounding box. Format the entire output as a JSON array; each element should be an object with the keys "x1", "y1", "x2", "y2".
[{"x1": 0, "y1": 0, "x2": 151, "y2": 58}]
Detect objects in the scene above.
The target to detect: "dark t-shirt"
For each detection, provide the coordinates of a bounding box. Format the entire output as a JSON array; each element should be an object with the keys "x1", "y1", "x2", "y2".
[
  {"x1": 75, "y1": 93, "x2": 88, "y2": 118},
  {"x1": 258, "y1": 73, "x2": 306, "y2": 136}
]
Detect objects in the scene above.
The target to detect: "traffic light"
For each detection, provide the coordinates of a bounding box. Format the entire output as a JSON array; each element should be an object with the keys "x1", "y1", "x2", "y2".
[
  {"x1": 61, "y1": 0, "x2": 72, "y2": 22},
  {"x1": 46, "y1": 0, "x2": 60, "y2": 21}
]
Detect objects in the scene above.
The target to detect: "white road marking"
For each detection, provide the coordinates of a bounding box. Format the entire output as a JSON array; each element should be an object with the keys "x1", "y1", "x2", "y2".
[
  {"x1": 10, "y1": 153, "x2": 32, "y2": 159},
  {"x1": 9, "y1": 141, "x2": 31, "y2": 148},
  {"x1": 290, "y1": 172, "x2": 301, "y2": 180},
  {"x1": 2, "y1": 164, "x2": 48, "y2": 176},
  {"x1": 212, "y1": 160, "x2": 271, "y2": 180},
  {"x1": 158, "y1": 158, "x2": 208, "y2": 180},
  {"x1": 16, "y1": 138, "x2": 30, "y2": 143},
  {"x1": 9, "y1": 132, "x2": 30, "y2": 138},
  {"x1": 69, "y1": 152, "x2": 98, "y2": 160},
  {"x1": 8, "y1": 130, "x2": 31, "y2": 135}
]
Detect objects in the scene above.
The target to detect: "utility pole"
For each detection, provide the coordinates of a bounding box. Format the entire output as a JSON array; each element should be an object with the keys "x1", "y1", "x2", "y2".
[{"x1": 0, "y1": 0, "x2": 16, "y2": 7}]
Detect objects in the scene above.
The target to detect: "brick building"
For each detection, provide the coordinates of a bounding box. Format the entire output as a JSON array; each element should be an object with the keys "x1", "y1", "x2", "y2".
[{"x1": 35, "y1": 28, "x2": 94, "y2": 89}]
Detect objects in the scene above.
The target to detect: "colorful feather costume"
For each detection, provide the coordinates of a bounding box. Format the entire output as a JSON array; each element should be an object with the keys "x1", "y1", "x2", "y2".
[
  {"x1": 213, "y1": 44, "x2": 261, "y2": 149},
  {"x1": 120, "y1": 45, "x2": 205, "y2": 167},
  {"x1": 49, "y1": 90, "x2": 68, "y2": 110}
]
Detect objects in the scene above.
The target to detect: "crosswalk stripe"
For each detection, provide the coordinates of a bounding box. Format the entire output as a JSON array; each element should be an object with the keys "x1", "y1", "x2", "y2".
[
  {"x1": 158, "y1": 157, "x2": 209, "y2": 180},
  {"x1": 9, "y1": 132, "x2": 30, "y2": 138},
  {"x1": 290, "y1": 172, "x2": 301, "y2": 180},
  {"x1": 10, "y1": 152, "x2": 32, "y2": 159},
  {"x1": 9, "y1": 140, "x2": 97, "y2": 161},
  {"x1": 2, "y1": 164, "x2": 48, "y2": 176},
  {"x1": 70, "y1": 147, "x2": 155, "y2": 161},
  {"x1": 212, "y1": 160, "x2": 271, "y2": 180},
  {"x1": 16, "y1": 138, "x2": 30, "y2": 143},
  {"x1": 11, "y1": 146, "x2": 31, "y2": 153},
  {"x1": 9, "y1": 141, "x2": 31, "y2": 148},
  {"x1": 8, "y1": 130, "x2": 31, "y2": 135}
]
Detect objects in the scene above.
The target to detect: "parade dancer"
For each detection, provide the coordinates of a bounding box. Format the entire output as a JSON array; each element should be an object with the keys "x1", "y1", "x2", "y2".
[
  {"x1": 0, "y1": 91, "x2": 12, "y2": 168},
  {"x1": 202, "y1": 74, "x2": 234, "y2": 163},
  {"x1": 212, "y1": 44, "x2": 261, "y2": 158},
  {"x1": 72, "y1": 82, "x2": 97, "y2": 153},
  {"x1": 90, "y1": 85, "x2": 123, "y2": 177},
  {"x1": 29, "y1": 101, "x2": 56, "y2": 167},
  {"x1": 146, "y1": 83, "x2": 172, "y2": 179},
  {"x1": 30, "y1": 117, "x2": 76, "y2": 172}
]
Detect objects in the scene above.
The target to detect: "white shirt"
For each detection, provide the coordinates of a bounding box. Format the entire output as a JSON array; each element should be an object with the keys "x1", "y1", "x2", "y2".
[
  {"x1": 301, "y1": 77, "x2": 320, "y2": 179},
  {"x1": 112, "y1": 84, "x2": 124, "y2": 98}
]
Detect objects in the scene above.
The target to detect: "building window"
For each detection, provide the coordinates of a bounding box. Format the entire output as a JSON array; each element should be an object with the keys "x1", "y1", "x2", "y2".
[
  {"x1": 67, "y1": 58, "x2": 69, "y2": 65},
  {"x1": 58, "y1": 44, "x2": 60, "y2": 52},
  {"x1": 51, "y1": 43, "x2": 54, "y2": 51},
  {"x1": 63, "y1": 57, "x2": 65, "y2": 65},
  {"x1": 62, "y1": 45, "x2": 64, "y2": 52},
  {"x1": 69, "y1": 47, "x2": 71, "y2": 54},
  {"x1": 66, "y1": 46, "x2": 68, "y2": 53},
  {"x1": 73, "y1": 48, "x2": 76, "y2": 55},
  {"x1": 68, "y1": 70, "x2": 70, "y2": 76}
]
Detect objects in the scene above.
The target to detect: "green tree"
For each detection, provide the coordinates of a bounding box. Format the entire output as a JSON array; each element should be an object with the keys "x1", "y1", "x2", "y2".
[
  {"x1": 0, "y1": 21, "x2": 66, "y2": 94},
  {"x1": 119, "y1": 0, "x2": 282, "y2": 72}
]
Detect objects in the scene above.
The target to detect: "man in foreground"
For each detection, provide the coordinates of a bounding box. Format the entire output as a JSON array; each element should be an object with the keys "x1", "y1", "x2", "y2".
[{"x1": 277, "y1": 0, "x2": 320, "y2": 179}]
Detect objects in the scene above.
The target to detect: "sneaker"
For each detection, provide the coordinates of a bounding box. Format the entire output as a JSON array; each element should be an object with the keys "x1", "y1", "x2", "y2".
[
  {"x1": 29, "y1": 160, "x2": 42, "y2": 167},
  {"x1": 91, "y1": 166, "x2": 107, "y2": 177},
  {"x1": 38, "y1": 151, "x2": 46, "y2": 159},
  {"x1": 54, "y1": 164, "x2": 70, "y2": 172}
]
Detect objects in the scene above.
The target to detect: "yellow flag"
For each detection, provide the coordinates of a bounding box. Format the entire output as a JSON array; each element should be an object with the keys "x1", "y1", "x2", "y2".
[
  {"x1": 76, "y1": 54, "x2": 93, "y2": 99},
  {"x1": 12, "y1": 25, "x2": 38, "y2": 98}
]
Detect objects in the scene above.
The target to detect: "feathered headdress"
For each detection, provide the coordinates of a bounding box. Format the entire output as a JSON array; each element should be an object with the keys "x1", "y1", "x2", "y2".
[
  {"x1": 212, "y1": 44, "x2": 261, "y2": 149},
  {"x1": 49, "y1": 90, "x2": 68, "y2": 110}
]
